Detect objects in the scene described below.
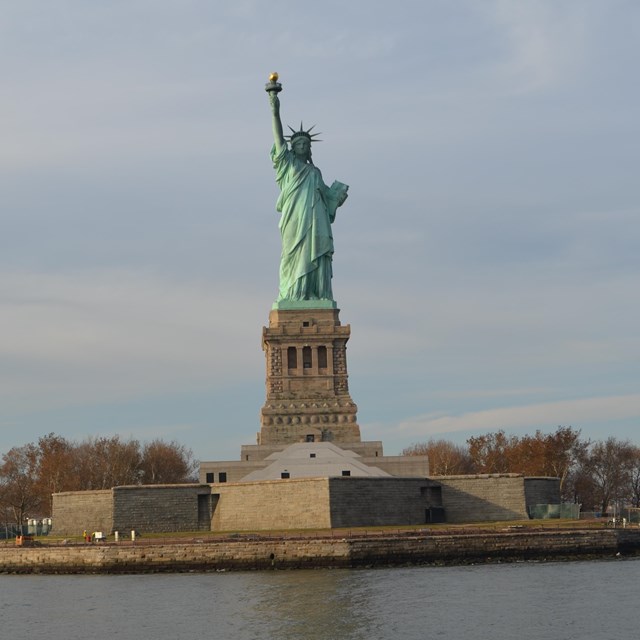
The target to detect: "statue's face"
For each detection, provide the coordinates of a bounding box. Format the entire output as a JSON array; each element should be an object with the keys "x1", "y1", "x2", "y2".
[{"x1": 292, "y1": 137, "x2": 311, "y2": 160}]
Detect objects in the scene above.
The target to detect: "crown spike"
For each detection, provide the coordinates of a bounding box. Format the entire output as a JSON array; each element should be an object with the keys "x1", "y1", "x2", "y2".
[{"x1": 286, "y1": 121, "x2": 323, "y2": 143}]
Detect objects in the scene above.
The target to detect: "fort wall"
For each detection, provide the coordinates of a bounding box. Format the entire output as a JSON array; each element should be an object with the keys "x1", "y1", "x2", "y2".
[
  {"x1": 328, "y1": 477, "x2": 430, "y2": 528},
  {"x1": 52, "y1": 475, "x2": 561, "y2": 534},
  {"x1": 52, "y1": 485, "x2": 212, "y2": 536},
  {"x1": 112, "y1": 485, "x2": 212, "y2": 533},
  {"x1": 212, "y1": 478, "x2": 332, "y2": 530},
  {"x1": 433, "y1": 475, "x2": 529, "y2": 523},
  {"x1": 524, "y1": 477, "x2": 562, "y2": 507},
  {"x1": 52, "y1": 490, "x2": 114, "y2": 536}
]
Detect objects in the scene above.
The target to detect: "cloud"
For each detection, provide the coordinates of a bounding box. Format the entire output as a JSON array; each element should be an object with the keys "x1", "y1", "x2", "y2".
[
  {"x1": 390, "y1": 394, "x2": 640, "y2": 438},
  {"x1": 1, "y1": 2, "x2": 638, "y2": 460},
  {"x1": 488, "y1": 0, "x2": 589, "y2": 93},
  {"x1": 0, "y1": 269, "x2": 265, "y2": 412}
]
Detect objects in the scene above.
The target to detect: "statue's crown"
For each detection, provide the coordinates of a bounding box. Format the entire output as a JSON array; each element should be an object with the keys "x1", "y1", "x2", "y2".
[{"x1": 287, "y1": 122, "x2": 322, "y2": 143}]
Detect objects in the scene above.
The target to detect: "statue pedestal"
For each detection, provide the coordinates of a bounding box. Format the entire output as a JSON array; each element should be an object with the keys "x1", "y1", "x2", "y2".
[{"x1": 258, "y1": 307, "x2": 361, "y2": 445}]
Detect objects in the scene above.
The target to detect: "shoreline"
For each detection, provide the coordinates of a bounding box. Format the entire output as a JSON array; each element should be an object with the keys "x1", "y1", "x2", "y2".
[{"x1": 2, "y1": 528, "x2": 639, "y2": 574}]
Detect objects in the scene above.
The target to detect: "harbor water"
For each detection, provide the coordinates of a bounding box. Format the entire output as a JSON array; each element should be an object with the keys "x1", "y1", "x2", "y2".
[{"x1": 1, "y1": 558, "x2": 637, "y2": 639}]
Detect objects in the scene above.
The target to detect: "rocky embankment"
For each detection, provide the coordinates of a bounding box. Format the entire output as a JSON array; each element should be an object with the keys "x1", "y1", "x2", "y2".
[{"x1": 2, "y1": 528, "x2": 639, "y2": 574}]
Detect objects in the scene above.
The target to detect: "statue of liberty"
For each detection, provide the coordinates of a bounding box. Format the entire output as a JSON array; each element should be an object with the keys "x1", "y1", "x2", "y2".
[{"x1": 266, "y1": 74, "x2": 349, "y2": 306}]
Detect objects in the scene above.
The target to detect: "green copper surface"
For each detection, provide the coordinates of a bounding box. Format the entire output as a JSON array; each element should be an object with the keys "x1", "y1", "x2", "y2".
[
  {"x1": 267, "y1": 77, "x2": 348, "y2": 304},
  {"x1": 272, "y1": 299, "x2": 337, "y2": 310}
]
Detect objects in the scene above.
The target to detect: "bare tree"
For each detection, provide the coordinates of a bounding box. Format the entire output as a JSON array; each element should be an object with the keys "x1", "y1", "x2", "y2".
[
  {"x1": 629, "y1": 447, "x2": 640, "y2": 508},
  {"x1": 402, "y1": 439, "x2": 473, "y2": 475},
  {"x1": 579, "y1": 437, "x2": 636, "y2": 515},
  {"x1": 35, "y1": 433, "x2": 75, "y2": 515},
  {"x1": 139, "y1": 439, "x2": 197, "y2": 484},
  {"x1": 502, "y1": 426, "x2": 588, "y2": 496},
  {"x1": 541, "y1": 427, "x2": 588, "y2": 496},
  {"x1": 405, "y1": 427, "x2": 587, "y2": 485},
  {"x1": 75, "y1": 436, "x2": 142, "y2": 489},
  {"x1": 1, "y1": 433, "x2": 203, "y2": 518},
  {"x1": 0, "y1": 444, "x2": 42, "y2": 528},
  {"x1": 467, "y1": 431, "x2": 518, "y2": 474}
]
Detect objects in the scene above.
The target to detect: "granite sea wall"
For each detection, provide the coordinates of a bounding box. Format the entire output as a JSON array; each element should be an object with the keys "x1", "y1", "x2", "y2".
[{"x1": 2, "y1": 529, "x2": 639, "y2": 574}]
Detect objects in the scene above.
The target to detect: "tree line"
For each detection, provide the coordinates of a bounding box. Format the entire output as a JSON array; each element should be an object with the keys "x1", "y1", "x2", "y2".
[
  {"x1": 402, "y1": 427, "x2": 640, "y2": 515},
  {"x1": 3, "y1": 427, "x2": 638, "y2": 526},
  {"x1": 0, "y1": 433, "x2": 198, "y2": 526}
]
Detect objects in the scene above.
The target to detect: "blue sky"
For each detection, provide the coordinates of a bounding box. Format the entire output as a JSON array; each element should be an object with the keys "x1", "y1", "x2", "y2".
[{"x1": 1, "y1": 1, "x2": 639, "y2": 461}]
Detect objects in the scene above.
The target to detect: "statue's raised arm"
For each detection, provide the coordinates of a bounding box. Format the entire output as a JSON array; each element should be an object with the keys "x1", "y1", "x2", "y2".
[
  {"x1": 266, "y1": 73, "x2": 285, "y2": 154},
  {"x1": 265, "y1": 73, "x2": 348, "y2": 307}
]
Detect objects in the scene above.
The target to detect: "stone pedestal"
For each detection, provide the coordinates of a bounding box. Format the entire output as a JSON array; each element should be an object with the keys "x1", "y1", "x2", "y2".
[{"x1": 259, "y1": 307, "x2": 361, "y2": 445}]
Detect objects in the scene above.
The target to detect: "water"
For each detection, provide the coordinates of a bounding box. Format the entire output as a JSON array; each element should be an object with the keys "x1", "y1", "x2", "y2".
[{"x1": 2, "y1": 559, "x2": 638, "y2": 639}]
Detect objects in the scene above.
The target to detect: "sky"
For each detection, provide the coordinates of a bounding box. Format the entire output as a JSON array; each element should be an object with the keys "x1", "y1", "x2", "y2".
[{"x1": 1, "y1": 0, "x2": 639, "y2": 462}]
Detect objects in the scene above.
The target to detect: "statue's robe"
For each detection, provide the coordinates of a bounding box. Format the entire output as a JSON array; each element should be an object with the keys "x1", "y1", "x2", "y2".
[{"x1": 271, "y1": 143, "x2": 339, "y2": 301}]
